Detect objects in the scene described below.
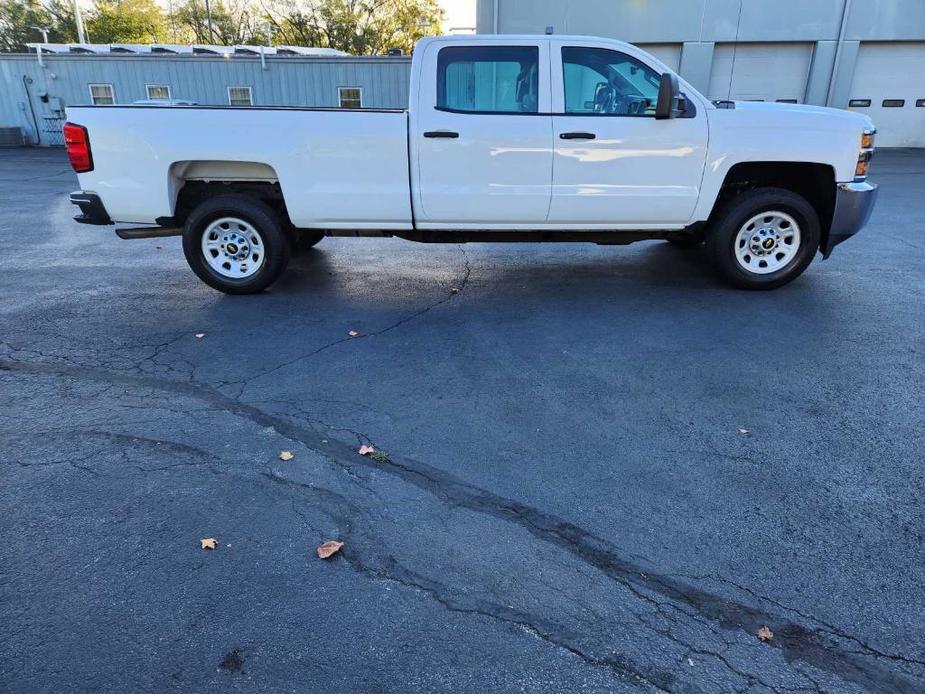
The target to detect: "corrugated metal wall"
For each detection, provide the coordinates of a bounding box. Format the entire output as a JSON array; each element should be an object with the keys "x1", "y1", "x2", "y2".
[{"x1": 0, "y1": 54, "x2": 412, "y2": 145}]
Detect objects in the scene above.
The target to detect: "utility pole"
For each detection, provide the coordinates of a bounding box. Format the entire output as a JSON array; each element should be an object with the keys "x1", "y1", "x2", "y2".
[
  {"x1": 73, "y1": 0, "x2": 86, "y2": 43},
  {"x1": 204, "y1": 0, "x2": 215, "y2": 43}
]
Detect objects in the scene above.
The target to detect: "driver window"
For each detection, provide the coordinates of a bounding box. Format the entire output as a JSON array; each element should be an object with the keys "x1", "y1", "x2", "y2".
[{"x1": 562, "y1": 47, "x2": 661, "y2": 116}]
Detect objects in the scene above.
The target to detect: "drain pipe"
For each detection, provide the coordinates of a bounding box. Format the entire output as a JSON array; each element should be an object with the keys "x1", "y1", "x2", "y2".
[
  {"x1": 827, "y1": 0, "x2": 852, "y2": 107},
  {"x1": 493, "y1": 0, "x2": 499, "y2": 34}
]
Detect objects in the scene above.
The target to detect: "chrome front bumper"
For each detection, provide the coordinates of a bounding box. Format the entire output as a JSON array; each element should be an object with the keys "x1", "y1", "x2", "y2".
[{"x1": 822, "y1": 181, "x2": 878, "y2": 258}]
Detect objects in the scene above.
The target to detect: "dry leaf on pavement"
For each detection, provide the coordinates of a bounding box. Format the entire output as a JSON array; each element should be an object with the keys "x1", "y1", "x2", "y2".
[
  {"x1": 451, "y1": 288, "x2": 460, "y2": 293},
  {"x1": 316, "y1": 540, "x2": 344, "y2": 559},
  {"x1": 358, "y1": 445, "x2": 375, "y2": 456},
  {"x1": 738, "y1": 427, "x2": 750, "y2": 434},
  {"x1": 200, "y1": 538, "x2": 217, "y2": 550},
  {"x1": 757, "y1": 626, "x2": 774, "y2": 642},
  {"x1": 279, "y1": 451, "x2": 294, "y2": 461},
  {"x1": 195, "y1": 333, "x2": 205, "y2": 339},
  {"x1": 348, "y1": 330, "x2": 359, "y2": 337}
]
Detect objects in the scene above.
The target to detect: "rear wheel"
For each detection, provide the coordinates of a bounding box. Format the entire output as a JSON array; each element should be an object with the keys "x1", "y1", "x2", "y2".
[
  {"x1": 706, "y1": 187, "x2": 820, "y2": 290},
  {"x1": 183, "y1": 194, "x2": 291, "y2": 294}
]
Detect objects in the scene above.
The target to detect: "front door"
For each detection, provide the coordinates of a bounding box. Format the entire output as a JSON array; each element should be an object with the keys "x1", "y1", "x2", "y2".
[
  {"x1": 413, "y1": 40, "x2": 553, "y2": 226},
  {"x1": 548, "y1": 41, "x2": 708, "y2": 226}
]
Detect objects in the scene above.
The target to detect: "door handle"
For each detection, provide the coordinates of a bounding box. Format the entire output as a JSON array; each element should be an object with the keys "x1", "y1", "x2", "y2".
[
  {"x1": 559, "y1": 132, "x2": 596, "y2": 140},
  {"x1": 424, "y1": 130, "x2": 459, "y2": 139}
]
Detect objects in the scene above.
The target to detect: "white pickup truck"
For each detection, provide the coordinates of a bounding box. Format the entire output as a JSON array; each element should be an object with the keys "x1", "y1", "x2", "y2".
[{"x1": 65, "y1": 34, "x2": 878, "y2": 294}]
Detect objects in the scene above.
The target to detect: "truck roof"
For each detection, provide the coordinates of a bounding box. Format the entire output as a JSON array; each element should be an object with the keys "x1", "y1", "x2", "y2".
[{"x1": 419, "y1": 34, "x2": 635, "y2": 49}]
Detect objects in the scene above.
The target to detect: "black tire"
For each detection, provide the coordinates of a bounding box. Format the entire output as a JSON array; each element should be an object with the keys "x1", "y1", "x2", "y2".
[
  {"x1": 182, "y1": 194, "x2": 291, "y2": 294},
  {"x1": 292, "y1": 230, "x2": 324, "y2": 253},
  {"x1": 706, "y1": 187, "x2": 820, "y2": 290}
]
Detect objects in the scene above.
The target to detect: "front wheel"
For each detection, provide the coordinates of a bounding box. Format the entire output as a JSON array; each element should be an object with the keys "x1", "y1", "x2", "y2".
[
  {"x1": 182, "y1": 194, "x2": 291, "y2": 294},
  {"x1": 706, "y1": 187, "x2": 820, "y2": 290}
]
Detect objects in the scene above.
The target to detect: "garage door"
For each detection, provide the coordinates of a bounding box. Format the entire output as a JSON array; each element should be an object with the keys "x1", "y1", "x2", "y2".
[
  {"x1": 708, "y1": 42, "x2": 813, "y2": 103},
  {"x1": 847, "y1": 42, "x2": 925, "y2": 147},
  {"x1": 636, "y1": 44, "x2": 681, "y2": 72}
]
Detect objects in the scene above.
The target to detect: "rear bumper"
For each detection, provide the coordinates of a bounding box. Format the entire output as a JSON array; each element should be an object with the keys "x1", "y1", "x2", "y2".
[
  {"x1": 69, "y1": 191, "x2": 112, "y2": 225},
  {"x1": 821, "y1": 181, "x2": 878, "y2": 258}
]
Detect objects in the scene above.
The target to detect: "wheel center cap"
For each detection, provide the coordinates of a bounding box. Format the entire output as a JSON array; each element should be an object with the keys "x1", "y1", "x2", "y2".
[
  {"x1": 762, "y1": 238, "x2": 775, "y2": 250},
  {"x1": 226, "y1": 242, "x2": 239, "y2": 254}
]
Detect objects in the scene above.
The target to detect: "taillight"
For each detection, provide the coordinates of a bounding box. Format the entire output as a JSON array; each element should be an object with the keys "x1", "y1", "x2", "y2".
[{"x1": 63, "y1": 122, "x2": 93, "y2": 173}]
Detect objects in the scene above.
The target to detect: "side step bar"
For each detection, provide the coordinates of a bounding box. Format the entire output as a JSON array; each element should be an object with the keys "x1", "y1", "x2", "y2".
[{"x1": 115, "y1": 226, "x2": 183, "y2": 240}]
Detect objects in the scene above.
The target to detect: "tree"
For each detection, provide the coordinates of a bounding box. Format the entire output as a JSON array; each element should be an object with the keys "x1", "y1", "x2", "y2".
[
  {"x1": 0, "y1": 0, "x2": 78, "y2": 51},
  {"x1": 171, "y1": 0, "x2": 264, "y2": 44},
  {"x1": 86, "y1": 0, "x2": 168, "y2": 44},
  {"x1": 264, "y1": 0, "x2": 443, "y2": 54}
]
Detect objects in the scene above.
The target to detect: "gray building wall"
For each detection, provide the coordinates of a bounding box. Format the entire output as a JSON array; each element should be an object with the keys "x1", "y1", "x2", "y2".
[
  {"x1": 476, "y1": 0, "x2": 925, "y2": 107},
  {"x1": 0, "y1": 53, "x2": 412, "y2": 145}
]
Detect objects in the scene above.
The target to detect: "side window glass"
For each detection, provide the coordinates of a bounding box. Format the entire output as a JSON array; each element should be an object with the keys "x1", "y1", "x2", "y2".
[
  {"x1": 562, "y1": 47, "x2": 661, "y2": 116},
  {"x1": 437, "y1": 46, "x2": 539, "y2": 114}
]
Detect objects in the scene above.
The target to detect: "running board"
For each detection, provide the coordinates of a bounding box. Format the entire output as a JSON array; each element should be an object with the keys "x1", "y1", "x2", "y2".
[{"x1": 115, "y1": 226, "x2": 183, "y2": 240}]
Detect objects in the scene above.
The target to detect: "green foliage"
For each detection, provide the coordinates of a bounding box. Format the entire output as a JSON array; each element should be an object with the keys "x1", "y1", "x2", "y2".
[
  {"x1": 0, "y1": 0, "x2": 443, "y2": 53},
  {"x1": 170, "y1": 0, "x2": 264, "y2": 45},
  {"x1": 86, "y1": 0, "x2": 167, "y2": 44},
  {"x1": 0, "y1": 0, "x2": 77, "y2": 51},
  {"x1": 269, "y1": 0, "x2": 444, "y2": 54}
]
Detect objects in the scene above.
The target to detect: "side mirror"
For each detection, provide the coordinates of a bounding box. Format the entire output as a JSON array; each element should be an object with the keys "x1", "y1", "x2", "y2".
[{"x1": 655, "y1": 72, "x2": 683, "y2": 119}]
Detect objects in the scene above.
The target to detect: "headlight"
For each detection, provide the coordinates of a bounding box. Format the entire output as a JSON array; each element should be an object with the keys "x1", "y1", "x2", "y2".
[{"x1": 856, "y1": 129, "x2": 876, "y2": 180}]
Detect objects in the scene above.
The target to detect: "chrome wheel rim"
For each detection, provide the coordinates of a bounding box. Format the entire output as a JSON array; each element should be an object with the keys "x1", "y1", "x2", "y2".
[
  {"x1": 201, "y1": 217, "x2": 266, "y2": 279},
  {"x1": 734, "y1": 211, "x2": 802, "y2": 275}
]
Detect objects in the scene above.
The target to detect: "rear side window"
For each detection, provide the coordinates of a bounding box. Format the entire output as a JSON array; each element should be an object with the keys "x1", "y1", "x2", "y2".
[{"x1": 437, "y1": 45, "x2": 539, "y2": 114}]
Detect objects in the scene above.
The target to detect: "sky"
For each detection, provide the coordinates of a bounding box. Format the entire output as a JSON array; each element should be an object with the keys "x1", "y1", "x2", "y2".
[{"x1": 439, "y1": 0, "x2": 477, "y2": 33}]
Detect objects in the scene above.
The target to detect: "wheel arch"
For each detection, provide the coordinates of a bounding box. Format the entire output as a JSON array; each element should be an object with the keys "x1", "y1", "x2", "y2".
[
  {"x1": 708, "y1": 161, "x2": 836, "y2": 251},
  {"x1": 165, "y1": 160, "x2": 290, "y2": 229}
]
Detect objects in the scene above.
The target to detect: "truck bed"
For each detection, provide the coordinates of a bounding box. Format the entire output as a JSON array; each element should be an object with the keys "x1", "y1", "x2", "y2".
[{"x1": 66, "y1": 105, "x2": 413, "y2": 228}]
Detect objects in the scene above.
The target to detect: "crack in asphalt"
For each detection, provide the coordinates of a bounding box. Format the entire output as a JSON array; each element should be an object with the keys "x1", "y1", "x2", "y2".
[
  {"x1": 219, "y1": 246, "x2": 472, "y2": 396},
  {"x1": 2, "y1": 357, "x2": 923, "y2": 693}
]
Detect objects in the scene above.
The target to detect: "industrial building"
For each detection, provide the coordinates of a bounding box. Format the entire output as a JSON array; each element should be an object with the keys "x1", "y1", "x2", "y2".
[
  {"x1": 477, "y1": 0, "x2": 925, "y2": 146},
  {"x1": 1, "y1": 0, "x2": 923, "y2": 147},
  {"x1": 0, "y1": 46, "x2": 411, "y2": 146}
]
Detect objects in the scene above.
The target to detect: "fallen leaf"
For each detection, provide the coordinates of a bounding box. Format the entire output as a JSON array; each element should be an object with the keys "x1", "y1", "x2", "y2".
[
  {"x1": 348, "y1": 330, "x2": 359, "y2": 337},
  {"x1": 358, "y1": 445, "x2": 375, "y2": 456},
  {"x1": 757, "y1": 626, "x2": 774, "y2": 642},
  {"x1": 200, "y1": 538, "x2": 217, "y2": 550},
  {"x1": 451, "y1": 287, "x2": 460, "y2": 293},
  {"x1": 316, "y1": 540, "x2": 344, "y2": 559},
  {"x1": 738, "y1": 427, "x2": 750, "y2": 435},
  {"x1": 195, "y1": 333, "x2": 205, "y2": 339},
  {"x1": 279, "y1": 451, "x2": 294, "y2": 461},
  {"x1": 687, "y1": 657, "x2": 694, "y2": 667}
]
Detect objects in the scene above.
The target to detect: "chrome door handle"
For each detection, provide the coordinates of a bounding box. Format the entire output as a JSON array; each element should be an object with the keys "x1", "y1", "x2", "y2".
[{"x1": 559, "y1": 132, "x2": 596, "y2": 140}]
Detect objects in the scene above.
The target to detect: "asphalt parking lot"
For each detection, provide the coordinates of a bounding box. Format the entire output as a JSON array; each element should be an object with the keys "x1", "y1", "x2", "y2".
[{"x1": 1, "y1": 147, "x2": 924, "y2": 693}]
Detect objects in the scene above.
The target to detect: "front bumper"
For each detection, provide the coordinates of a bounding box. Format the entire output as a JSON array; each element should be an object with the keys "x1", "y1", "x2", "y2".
[
  {"x1": 69, "y1": 191, "x2": 112, "y2": 225},
  {"x1": 822, "y1": 181, "x2": 878, "y2": 258}
]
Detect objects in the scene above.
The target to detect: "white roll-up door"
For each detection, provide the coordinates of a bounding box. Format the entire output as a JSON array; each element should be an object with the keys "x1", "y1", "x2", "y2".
[
  {"x1": 847, "y1": 42, "x2": 925, "y2": 147},
  {"x1": 635, "y1": 44, "x2": 681, "y2": 72},
  {"x1": 708, "y1": 42, "x2": 813, "y2": 103}
]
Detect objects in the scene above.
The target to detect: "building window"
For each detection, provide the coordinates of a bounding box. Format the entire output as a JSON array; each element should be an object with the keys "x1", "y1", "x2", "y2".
[
  {"x1": 338, "y1": 87, "x2": 363, "y2": 109},
  {"x1": 882, "y1": 99, "x2": 905, "y2": 108},
  {"x1": 89, "y1": 83, "x2": 115, "y2": 105},
  {"x1": 917, "y1": 99, "x2": 925, "y2": 108},
  {"x1": 849, "y1": 99, "x2": 871, "y2": 108},
  {"x1": 227, "y1": 86, "x2": 253, "y2": 106},
  {"x1": 146, "y1": 84, "x2": 171, "y2": 100}
]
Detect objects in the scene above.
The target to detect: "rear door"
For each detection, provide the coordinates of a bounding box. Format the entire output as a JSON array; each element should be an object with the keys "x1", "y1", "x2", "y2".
[
  {"x1": 548, "y1": 40, "x2": 708, "y2": 226},
  {"x1": 412, "y1": 39, "x2": 553, "y2": 227}
]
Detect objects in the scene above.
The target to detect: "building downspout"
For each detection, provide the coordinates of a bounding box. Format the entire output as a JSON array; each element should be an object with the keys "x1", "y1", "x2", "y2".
[
  {"x1": 827, "y1": 0, "x2": 852, "y2": 106},
  {"x1": 493, "y1": 0, "x2": 499, "y2": 34}
]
